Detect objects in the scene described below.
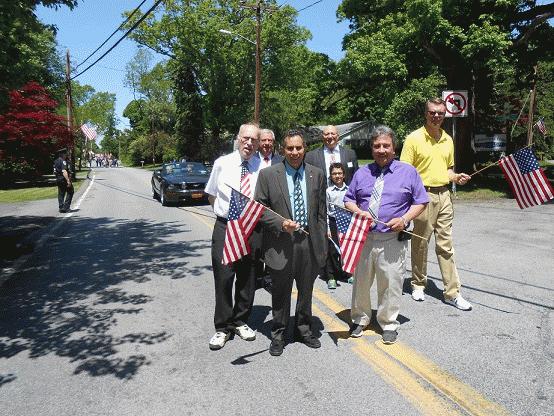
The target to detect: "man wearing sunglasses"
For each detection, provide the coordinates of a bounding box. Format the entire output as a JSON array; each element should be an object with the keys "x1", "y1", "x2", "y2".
[{"x1": 400, "y1": 98, "x2": 472, "y2": 311}]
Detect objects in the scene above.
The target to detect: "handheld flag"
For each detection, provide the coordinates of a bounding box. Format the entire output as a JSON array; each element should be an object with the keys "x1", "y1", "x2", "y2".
[
  {"x1": 334, "y1": 205, "x2": 372, "y2": 274},
  {"x1": 499, "y1": 147, "x2": 554, "y2": 209},
  {"x1": 222, "y1": 189, "x2": 265, "y2": 265},
  {"x1": 80, "y1": 124, "x2": 97, "y2": 141}
]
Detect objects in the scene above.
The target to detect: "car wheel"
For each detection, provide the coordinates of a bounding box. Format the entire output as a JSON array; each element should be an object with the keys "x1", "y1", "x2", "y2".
[{"x1": 161, "y1": 187, "x2": 167, "y2": 206}]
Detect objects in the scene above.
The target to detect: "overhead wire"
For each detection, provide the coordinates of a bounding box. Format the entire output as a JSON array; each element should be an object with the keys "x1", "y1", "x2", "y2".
[
  {"x1": 71, "y1": 0, "x2": 164, "y2": 80},
  {"x1": 75, "y1": 0, "x2": 150, "y2": 69}
]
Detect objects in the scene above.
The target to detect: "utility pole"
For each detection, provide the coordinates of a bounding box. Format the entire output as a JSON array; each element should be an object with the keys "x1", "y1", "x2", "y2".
[
  {"x1": 65, "y1": 49, "x2": 76, "y2": 178},
  {"x1": 239, "y1": 1, "x2": 277, "y2": 124},
  {"x1": 526, "y1": 65, "x2": 538, "y2": 146}
]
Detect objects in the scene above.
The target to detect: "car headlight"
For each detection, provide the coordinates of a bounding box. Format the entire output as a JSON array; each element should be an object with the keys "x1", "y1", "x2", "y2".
[{"x1": 167, "y1": 184, "x2": 176, "y2": 190}]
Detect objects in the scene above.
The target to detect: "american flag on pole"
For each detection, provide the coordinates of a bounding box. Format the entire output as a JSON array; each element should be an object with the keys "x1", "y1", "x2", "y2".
[
  {"x1": 334, "y1": 205, "x2": 372, "y2": 274},
  {"x1": 222, "y1": 189, "x2": 265, "y2": 265},
  {"x1": 499, "y1": 147, "x2": 554, "y2": 209},
  {"x1": 80, "y1": 124, "x2": 97, "y2": 141},
  {"x1": 534, "y1": 117, "x2": 547, "y2": 136}
]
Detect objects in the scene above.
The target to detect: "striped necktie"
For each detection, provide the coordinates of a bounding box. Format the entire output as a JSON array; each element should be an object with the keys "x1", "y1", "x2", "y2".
[
  {"x1": 293, "y1": 172, "x2": 307, "y2": 228},
  {"x1": 368, "y1": 171, "x2": 384, "y2": 229},
  {"x1": 240, "y1": 160, "x2": 251, "y2": 197}
]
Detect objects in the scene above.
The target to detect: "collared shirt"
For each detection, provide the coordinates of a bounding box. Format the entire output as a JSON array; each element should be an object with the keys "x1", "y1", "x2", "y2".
[
  {"x1": 326, "y1": 183, "x2": 348, "y2": 218},
  {"x1": 343, "y1": 160, "x2": 428, "y2": 233},
  {"x1": 400, "y1": 126, "x2": 454, "y2": 186},
  {"x1": 205, "y1": 151, "x2": 262, "y2": 218},
  {"x1": 284, "y1": 161, "x2": 307, "y2": 223},
  {"x1": 259, "y1": 151, "x2": 273, "y2": 169},
  {"x1": 323, "y1": 145, "x2": 341, "y2": 179}
]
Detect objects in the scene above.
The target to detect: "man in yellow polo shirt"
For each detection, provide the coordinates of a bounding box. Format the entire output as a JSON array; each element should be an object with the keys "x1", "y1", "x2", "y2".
[{"x1": 400, "y1": 97, "x2": 472, "y2": 311}]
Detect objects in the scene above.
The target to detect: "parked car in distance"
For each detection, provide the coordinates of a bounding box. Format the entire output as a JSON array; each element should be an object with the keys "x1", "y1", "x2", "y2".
[{"x1": 151, "y1": 162, "x2": 210, "y2": 206}]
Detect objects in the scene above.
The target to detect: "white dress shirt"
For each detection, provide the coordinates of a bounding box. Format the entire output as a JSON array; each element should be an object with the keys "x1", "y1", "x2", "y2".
[
  {"x1": 259, "y1": 151, "x2": 273, "y2": 169},
  {"x1": 205, "y1": 151, "x2": 262, "y2": 218},
  {"x1": 323, "y1": 145, "x2": 341, "y2": 179}
]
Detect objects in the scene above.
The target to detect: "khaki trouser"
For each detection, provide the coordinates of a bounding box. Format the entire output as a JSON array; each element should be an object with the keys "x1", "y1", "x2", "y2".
[
  {"x1": 411, "y1": 189, "x2": 461, "y2": 300},
  {"x1": 351, "y1": 233, "x2": 407, "y2": 332}
]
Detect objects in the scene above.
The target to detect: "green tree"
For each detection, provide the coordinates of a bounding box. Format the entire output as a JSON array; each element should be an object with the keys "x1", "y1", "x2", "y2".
[{"x1": 338, "y1": 0, "x2": 554, "y2": 165}]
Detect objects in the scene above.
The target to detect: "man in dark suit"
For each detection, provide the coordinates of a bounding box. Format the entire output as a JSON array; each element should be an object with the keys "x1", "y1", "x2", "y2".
[
  {"x1": 254, "y1": 130, "x2": 328, "y2": 356},
  {"x1": 259, "y1": 129, "x2": 283, "y2": 167},
  {"x1": 305, "y1": 125, "x2": 359, "y2": 185}
]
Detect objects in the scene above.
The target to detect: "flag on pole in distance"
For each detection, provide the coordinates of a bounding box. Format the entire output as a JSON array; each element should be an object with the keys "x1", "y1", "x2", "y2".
[
  {"x1": 334, "y1": 205, "x2": 372, "y2": 274},
  {"x1": 222, "y1": 189, "x2": 265, "y2": 265},
  {"x1": 80, "y1": 124, "x2": 97, "y2": 141},
  {"x1": 499, "y1": 147, "x2": 554, "y2": 209},
  {"x1": 534, "y1": 117, "x2": 547, "y2": 136}
]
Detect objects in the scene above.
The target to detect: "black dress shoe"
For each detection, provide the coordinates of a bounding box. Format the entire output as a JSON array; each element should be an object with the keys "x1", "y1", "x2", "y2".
[
  {"x1": 269, "y1": 339, "x2": 284, "y2": 356},
  {"x1": 295, "y1": 334, "x2": 321, "y2": 349}
]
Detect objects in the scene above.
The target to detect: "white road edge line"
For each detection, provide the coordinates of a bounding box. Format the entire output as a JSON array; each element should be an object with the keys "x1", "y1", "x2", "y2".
[{"x1": 0, "y1": 174, "x2": 96, "y2": 285}]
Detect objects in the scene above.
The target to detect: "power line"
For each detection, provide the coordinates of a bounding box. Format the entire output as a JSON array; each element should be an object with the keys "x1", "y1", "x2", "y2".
[
  {"x1": 75, "y1": 0, "x2": 149, "y2": 69},
  {"x1": 297, "y1": 0, "x2": 323, "y2": 12},
  {"x1": 71, "y1": 0, "x2": 164, "y2": 80}
]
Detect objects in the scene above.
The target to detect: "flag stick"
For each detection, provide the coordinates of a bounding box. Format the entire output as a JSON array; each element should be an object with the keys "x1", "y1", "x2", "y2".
[
  {"x1": 469, "y1": 143, "x2": 534, "y2": 177},
  {"x1": 224, "y1": 183, "x2": 310, "y2": 236},
  {"x1": 329, "y1": 203, "x2": 427, "y2": 241}
]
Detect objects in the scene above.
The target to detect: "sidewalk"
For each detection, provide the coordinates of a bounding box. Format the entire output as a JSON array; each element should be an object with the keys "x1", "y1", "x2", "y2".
[{"x1": 0, "y1": 177, "x2": 91, "y2": 281}]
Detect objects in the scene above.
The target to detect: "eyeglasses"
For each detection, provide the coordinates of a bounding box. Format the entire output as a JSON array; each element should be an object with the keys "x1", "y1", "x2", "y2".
[
  {"x1": 240, "y1": 136, "x2": 259, "y2": 143},
  {"x1": 427, "y1": 111, "x2": 446, "y2": 116}
]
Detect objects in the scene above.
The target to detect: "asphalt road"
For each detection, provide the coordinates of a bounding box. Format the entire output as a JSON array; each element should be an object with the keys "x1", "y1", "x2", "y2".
[{"x1": 1, "y1": 166, "x2": 553, "y2": 416}]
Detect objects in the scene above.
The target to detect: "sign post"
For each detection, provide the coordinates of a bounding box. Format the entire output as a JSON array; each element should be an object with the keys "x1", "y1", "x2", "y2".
[{"x1": 442, "y1": 90, "x2": 469, "y2": 196}]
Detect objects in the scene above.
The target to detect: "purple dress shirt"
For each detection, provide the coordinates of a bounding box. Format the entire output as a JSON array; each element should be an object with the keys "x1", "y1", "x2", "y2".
[{"x1": 343, "y1": 159, "x2": 428, "y2": 233}]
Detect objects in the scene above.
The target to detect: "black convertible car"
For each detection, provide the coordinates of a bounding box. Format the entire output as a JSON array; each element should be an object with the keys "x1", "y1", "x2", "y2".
[{"x1": 151, "y1": 162, "x2": 210, "y2": 206}]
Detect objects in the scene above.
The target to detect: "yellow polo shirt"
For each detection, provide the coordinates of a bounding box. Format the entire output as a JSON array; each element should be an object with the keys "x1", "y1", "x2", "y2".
[{"x1": 400, "y1": 126, "x2": 454, "y2": 187}]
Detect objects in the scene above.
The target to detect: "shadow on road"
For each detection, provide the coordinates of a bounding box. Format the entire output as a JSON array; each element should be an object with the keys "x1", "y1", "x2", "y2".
[{"x1": 0, "y1": 215, "x2": 211, "y2": 382}]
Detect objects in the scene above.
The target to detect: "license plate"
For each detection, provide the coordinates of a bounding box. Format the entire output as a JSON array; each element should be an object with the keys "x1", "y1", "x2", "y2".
[{"x1": 191, "y1": 193, "x2": 203, "y2": 199}]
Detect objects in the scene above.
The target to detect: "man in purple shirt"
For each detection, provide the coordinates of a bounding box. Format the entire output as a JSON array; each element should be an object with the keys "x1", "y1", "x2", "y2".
[{"x1": 344, "y1": 125, "x2": 428, "y2": 344}]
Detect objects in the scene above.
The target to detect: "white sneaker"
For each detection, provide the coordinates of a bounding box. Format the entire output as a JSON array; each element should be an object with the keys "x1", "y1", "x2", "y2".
[
  {"x1": 209, "y1": 331, "x2": 231, "y2": 350},
  {"x1": 411, "y1": 288, "x2": 425, "y2": 301},
  {"x1": 445, "y1": 295, "x2": 472, "y2": 311},
  {"x1": 234, "y1": 324, "x2": 256, "y2": 341}
]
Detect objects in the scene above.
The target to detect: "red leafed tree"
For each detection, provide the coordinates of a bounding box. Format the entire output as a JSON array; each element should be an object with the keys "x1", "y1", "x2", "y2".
[{"x1": 0, "y1": 81, "x2": 71, "y2": 181}]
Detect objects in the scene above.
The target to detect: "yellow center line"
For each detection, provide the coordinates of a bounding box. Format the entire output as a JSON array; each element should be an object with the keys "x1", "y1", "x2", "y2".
[{"x1": 311, "y1": 288, "x2": 511, "y2": 416}]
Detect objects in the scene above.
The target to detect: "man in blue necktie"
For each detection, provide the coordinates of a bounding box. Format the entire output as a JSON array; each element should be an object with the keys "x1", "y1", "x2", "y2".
[{"x1": 254, "y1": 130, "x2": 328, "y2": 356}]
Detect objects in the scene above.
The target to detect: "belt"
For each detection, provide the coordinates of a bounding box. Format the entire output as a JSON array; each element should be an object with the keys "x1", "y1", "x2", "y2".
[
  {"x1": 425, "y1": 185, "x2": 449, "y2": 193},
  {"x1": 216, "y1": 216, "x2": 228, "y2": 224}
]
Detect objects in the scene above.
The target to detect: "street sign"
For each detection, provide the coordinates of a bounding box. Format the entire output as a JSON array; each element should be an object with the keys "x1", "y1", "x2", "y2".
[{"x1": 442, "y1": 90, "x2": 468, "y2": 117}]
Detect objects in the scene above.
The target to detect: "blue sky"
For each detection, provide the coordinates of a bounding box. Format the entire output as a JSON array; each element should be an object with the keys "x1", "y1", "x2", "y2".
[{"x1": 37, "y1": 0, "x2": 350, "y2": 129}]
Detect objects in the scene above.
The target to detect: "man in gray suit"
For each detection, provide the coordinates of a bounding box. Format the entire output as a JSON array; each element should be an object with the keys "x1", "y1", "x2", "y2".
[
  {"x1": 254, "y1": 130, "x2": 328, "y2": 356},
  {"x1": 259, "y1": 129, "x2": 283, "y2": 167},
  {"x1": 305, "y1": 125, "x2": 359, "y2": 185}
]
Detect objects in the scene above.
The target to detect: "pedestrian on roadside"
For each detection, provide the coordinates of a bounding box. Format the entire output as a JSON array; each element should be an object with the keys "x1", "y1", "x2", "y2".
[
  {"x1": 205, "y1": 122, "x2": 263, "y2": 351},
  {"x1": 345, "y1": 126, "x2": 428, "y2": 344},
  {"x1": 254, "y1": 130, "x2": 327, "y2": 356},
  {"x1": 400, "y1": 97, "x2": 473, "y2": 311},
  {"x1": 325, "y1": 162, "x2": 351, "y2": 289},
  {"x1": 53, "y1": 148, "x2": 74, "y2": 213}
]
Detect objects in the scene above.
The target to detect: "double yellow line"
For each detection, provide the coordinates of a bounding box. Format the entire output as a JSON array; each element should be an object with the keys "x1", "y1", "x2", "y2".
[{"x1": 188, "y1": 210, "x2": 511, "y2": 416}]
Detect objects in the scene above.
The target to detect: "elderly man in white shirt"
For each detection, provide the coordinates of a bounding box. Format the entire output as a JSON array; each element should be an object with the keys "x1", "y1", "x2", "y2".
[{"x1": 205, "y1": 122, "x2": 263, "y2": 350}]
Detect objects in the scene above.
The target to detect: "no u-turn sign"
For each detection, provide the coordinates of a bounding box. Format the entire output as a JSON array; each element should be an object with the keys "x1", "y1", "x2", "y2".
[{"x1": 442, "y1": 90, "x2": 468, "y2": 117}]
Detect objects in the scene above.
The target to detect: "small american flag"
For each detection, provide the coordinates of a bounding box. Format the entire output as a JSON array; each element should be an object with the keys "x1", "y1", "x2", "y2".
[
  {"x1": 499, "y1": 147, "x2": 554, "y2": 209},
  {"x1": 334, "y1": 205, "x2": 372, "y2": 274},
  {"x1": 534, "y1": 118, "x2": 547, "y2": 136},
  {"x1": 80, "y1": 124, "x2": 97, "y2": 141},
  {"x1": 222, "y1": 189, "x2": 265, "y2": 265}
]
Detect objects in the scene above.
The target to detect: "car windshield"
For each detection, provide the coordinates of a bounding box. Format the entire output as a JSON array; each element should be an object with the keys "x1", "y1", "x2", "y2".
[{"x1": 163, "y1": 162, "x2": 209, "y2": 176}]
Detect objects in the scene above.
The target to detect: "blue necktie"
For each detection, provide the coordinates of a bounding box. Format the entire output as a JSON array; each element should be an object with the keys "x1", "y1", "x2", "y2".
[{"x1": 293, "y1": 172, "x2": 307, "y2": 228}]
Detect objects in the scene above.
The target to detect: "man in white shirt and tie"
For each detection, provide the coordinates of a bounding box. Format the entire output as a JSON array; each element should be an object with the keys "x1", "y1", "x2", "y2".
[{"x1": 205, "y1": 122, "x2": 263, "y2": 350}]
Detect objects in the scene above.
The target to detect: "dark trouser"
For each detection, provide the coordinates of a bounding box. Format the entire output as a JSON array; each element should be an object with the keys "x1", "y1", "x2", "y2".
[
  {"x1": 325, "y1": 216, "x2": 347, "y2": 281},
  {"x1": 211, "y1": 218, "x2": 258, "y2": 334},
  {"x1": 269, "y1": 232, "x2": 317, "y2": 342},
  {"x1": 57, "y1": 179, "x2": 74, "y2": 211}
]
